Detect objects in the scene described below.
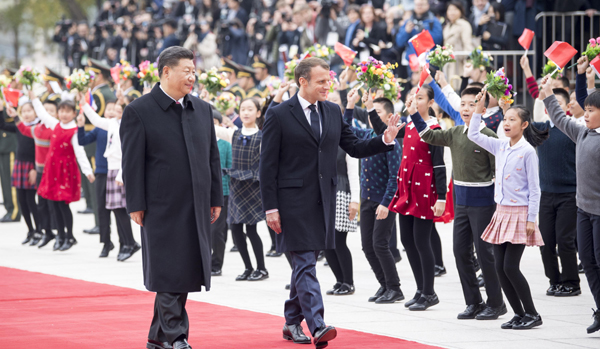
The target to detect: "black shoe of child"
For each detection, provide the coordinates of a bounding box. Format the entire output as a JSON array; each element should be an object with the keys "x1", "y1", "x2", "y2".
[
  {"x1": 119, "y1": 245, "x2": 135, "y2": 261},
  {"x1": 211, "y1": 270, "x2": 222, "y2": 276},
  {"x1": 38, "y1": 233, "x2": 55, "y2": 248},
  {"x1": 29, "y1": 232, "x2": 43, "y2": 246},
  {"x1": 512, "y1": 313, "x2": 542, "y2": 330},
  {"x1": 99, "y1": 242, "x2": 114, "y2": 258},
  {"x1": 53, "y1": 238, "x2": 64, "y2": 251},
  {"x1": 236, "y1": 269, "x2": 253, "y2": 281},
  {"x1": 334, "y1": 283, "x2": 355, "y2": 296},
  {"x1": 554, "y1": 285, "x2": 581, "y2": 297},
  {"x1": 546, "y1": 284, "x2": 561, "y2": 296},
  {"x1": 587, "y1": 309, "x2": 600, "y2": 334},
  {"x1": 457, "y1": 302, "x2": 486, "y2": 319},
  {"x1": 404, "y1": 290, "x2": 422, "y2": 308},
  {"x1": 59, "y1": 238, "x2": 77, "y2": 251},
  {"x1": 368, "y1": 286, "x2": 386, "y2": 302},
  {"x1": 476, "y1": 303, "x2": 508, "y2": 320},
  {"x1": 248, "y1": 269, "x2": 269, "y2": 281},
  {"x1": 408, "y1": 293, "x2": 439, "y2": 311},
  {"x1": 375, "y1": 289, "x2": 405, "y2": 304},
  {"x1": 326, "y1": 282, "x2": 342, "y2": 295},
  {"x1": 434, "y1": 265, "x2": 446, "y2": 277},
  {"x1": 501, "y1": 315, "x2": 522, "y2": 329},
  {"x1": 22, "y1": 231, "x2": 34, "y2": 245}
]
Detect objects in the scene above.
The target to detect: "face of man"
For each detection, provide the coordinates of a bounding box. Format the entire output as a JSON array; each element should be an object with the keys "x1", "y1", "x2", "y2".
[
  {"x1": 162, "y1": 58, "x2": 196, "y2": 99},
  {"x1": 255, "y1": 67, "x2": 268, "y2": 81},
  {"x1": 474, "y1": 0, "x2": 488, "y2": 11},
  {"x1": 413, "y1": 0, "x2": 429, "y2": 16},
  {"x1": 299, "y1": 65, "x2": 331, "y2": 103}
]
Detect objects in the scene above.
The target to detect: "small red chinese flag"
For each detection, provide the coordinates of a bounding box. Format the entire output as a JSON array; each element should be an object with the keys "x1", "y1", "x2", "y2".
[
  {"x1": 408, "y1": 54, "x2": 420, "y2": 71},
  {"x1": 409, "y1": 30, "x2": 435, "y2": 56},
  {"x1": 2, "y1": 87, "x2": 22, "y2": 108},
  {"x1": 334, "y1": 42, "x2": 357, "y2": 67},
  {"x1": 544, "y1": 41, "x2": 578, "y2": 69},
  {"x1": 417, "y1": 64, "x2": 430, "y2": 92},
  {"x1": 518, "y1": 29, "x2": 535, "y2": 50},
  {"x1": 590, "y1": 56, "x2": 600, "y2": 79}
]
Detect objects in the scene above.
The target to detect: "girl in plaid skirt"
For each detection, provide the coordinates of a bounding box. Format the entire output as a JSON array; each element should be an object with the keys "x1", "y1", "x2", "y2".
[
  {"x1": 1, "y1": 102, "x2": 41, "y2": 245},
  {"x1": 214, "y1": 98, "x2": 269, "y2": 282},
  {"x1": 468, "y1": 92, "x2": 548, "y2": 330}
]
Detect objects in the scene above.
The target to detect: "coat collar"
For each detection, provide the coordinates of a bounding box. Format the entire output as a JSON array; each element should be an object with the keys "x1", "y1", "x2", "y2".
[{"x1": 151, "y1": 82, "x2": 195, "y2": 111}]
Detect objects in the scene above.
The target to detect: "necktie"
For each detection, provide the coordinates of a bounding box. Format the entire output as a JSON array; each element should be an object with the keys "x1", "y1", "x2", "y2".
[{"x1": 308, "y1": 104, "x2": 320, "y2": 141}]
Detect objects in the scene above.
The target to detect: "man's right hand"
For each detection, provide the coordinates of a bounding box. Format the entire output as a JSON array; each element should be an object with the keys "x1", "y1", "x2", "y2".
[
  {"x1": 266, "y1": 211, "x2": 282, "y2": 234},
  {"x1": 131, "y1": 210, "x2": 145, "y2": 227}
]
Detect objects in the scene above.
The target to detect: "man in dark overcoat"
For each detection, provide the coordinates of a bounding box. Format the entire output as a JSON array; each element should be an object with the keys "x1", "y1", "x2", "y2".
[
  {"x1": 120, "y1": 46, "x2": 223, "y2": 349},
  {"x1": 260, "y1": 57, "x2": 401, "y2": 348}
]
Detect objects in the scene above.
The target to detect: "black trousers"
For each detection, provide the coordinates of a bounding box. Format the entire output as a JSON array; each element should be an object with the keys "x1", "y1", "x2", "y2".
[
  {"x1": 539, "y1": 192, "x2": 579, "y2": 287},
  {"x1": 577, "y1": 208, "x2": 600, "y2": 308},
  {"x1": 453, "y1": 204, "x2": 503, "y2": 307},
  {"x1": 494, "y1": 242, "x2": 537, "y2": 316},
  {"x1": 95, "y1": 173, "x2": 112, "y2": 244},
  {"x1": 324, "y1": 230, "x2": 354, "y2": 285},
  {"x1": 390, "y1": 221, "x2": 401, "y2": 260},
  {"x1": 113, "y1": 208, "x2": 135, "y2": 246},
  {"x1": 360, "y1": 198, "x2": 400, "y2": 290},
  {"x1": 16, "y1": 188, "x2": 39, "y2": 232},
  {"x1": 399, "y1": 214, "x2": 435, "y2": 295},
  {"x1": 211, "y1": 196, "x2": 228, "y2": 271},
  {"x1": 148, "y1": 292, "x2": 189, "y2": 345}
]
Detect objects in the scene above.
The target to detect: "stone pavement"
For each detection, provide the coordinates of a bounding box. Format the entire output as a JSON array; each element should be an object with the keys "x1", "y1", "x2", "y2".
[{"x1": 0, "y1": 200, "x2": 598, "y2": 348}]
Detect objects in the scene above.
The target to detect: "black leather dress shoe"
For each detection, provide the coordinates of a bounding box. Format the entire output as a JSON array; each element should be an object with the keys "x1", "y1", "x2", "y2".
[
  {"x1": 313, "y1": 326, "x2": 337, "y2": 349},
  {"x1": 457, "y1": 302, "x2": 486, "y2": 319},
  {"x1": 29, "y1": 232, "x2": 43, "y2": 246},
  {"x1": 211, "y1": 269, "x2": 222, "y2": 276},
  {"x1": 53, "y1": 238, "x2": 64, "y2": 251},
  {"x1": 282, "y1": 323, "x2": 311, "y2": 344},
  {"x1": 434, "y1": 265, "x2": 447, "y2": 277},
  {"x1": 38, "y1": 233, "x2": 55, "y2": 248},
  {"x1": 501, "y1": 315, "x2": 522, "y2": 329},
  {"x1": 285, "y1": 284, "x2": 291, "y2": 290},
  {"x1": 147, "y1": 339, "x2": 172, "y2": 349},
  {"x1": 404, "y1": 290, "x2": 422, "y2": 308},
  {"x1": 476, "y1": 302, "x2": 507, "y2": 320},
  {"x1": 172, "y1": 339, "x2": 191, "y2": 349},
  {"x1": 368, "y1": 286, "x2": 386, "y2": 302},
  {"x1": 587, "y1": 309, "x2": 600, "y2": 334},
  {"x1": 554, "y1": 285, "x2": 582, "y2": 297},
  {"x1": 22, "y1": 232, "x2": 34, "y2": 245},
  {"x1": 408, "y1": 293, "x2": 439, "y2": 311},
  {"x1": 334, "y1": 283, "x2": 355, "y2": 295},
  {"x1": 512, "y1": 313, "x2": 542, "y2": 329},
  {"x1": 375, "y1": 289, "x2": 405, "y2": 304},
  {"x1": 546, "y1": 284, "x2": 561, "y2": 296},
  {"x1": 77, "y1": 207, "x2": 94, "y2": 214},
  {"x1": 118, "y1": 245, "x2": 134, "y2": 261},
  {"x1": 236, "y1": 269, "x2": 253, "y2": 281},
  {"x1": 59, "y1": 238, "x2": 77, "y2": 251},
  {"x1": 248, "y1": 269, "x2": 269, "y2": 281},
  {"x1": 326, "y1": 282, "x2": 342, "y2": 295},
  {"x1": 83, "y1": 226, "x2": 100, "y2": 234},
  {"x1": 99, "y1": 242, "x2": 114, "y2": 258}
]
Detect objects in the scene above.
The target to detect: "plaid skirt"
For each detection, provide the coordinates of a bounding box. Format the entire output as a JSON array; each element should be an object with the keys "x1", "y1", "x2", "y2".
[
  {"x1": 227, "y1": 178, "x2": 265, "y2": 224},
  {"x1": 106, "y1": 169, "x2": 126, "y2": 210},
  {"x1": 11, "y1": 160, "x2": 36, "y2": 190},
  {"x1": 481, "y1": 205, "x2": 544, "y2": 247}
]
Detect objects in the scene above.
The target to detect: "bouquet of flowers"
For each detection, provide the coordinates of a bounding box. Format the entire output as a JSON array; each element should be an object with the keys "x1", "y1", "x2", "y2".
[
  {"x1": 483, "y1": 67, "x2": 514, "y2": 104},
  {"x1": 304, "y1": 44, "x2": 335, "y2": 59},
  {"x1": 355, "y1": 57, "x2": 397, "y2": 89},
  {"x1": 265, "y1": 75, "x2": 282, "y2": 93},
  {"x1": 0, "y1": 74, "x2": 11, "y2": 100},
  {"x1": 284, "y1": 59, "x2": 300, "y2": 82},
  {"x1": 427, "y1": 45, "x2": 456, "y2": 69},
  {"x1": 198, "y1": 67, "x2": 229, "y2": 95},
  {"x1": 328, "y1": 71, "x2": 338, "y2": 93},
  {"x1": 382, "y1": 78, "x2": 404, "y2": 102},
  {"x1": 468, "y1": 46, "x2": 493, "y2": 71},
  {"x1": 542, "y1": 60, "x2": 563, "y2": 79},
  {"x1": 15, "y1": 66, "x2": 41, "y2": 89},
  {"x1": 65, "y1": 69, "x2": 95, "y2": 93},
  {"x1": 582, "y1": 37, "x2": 600, "y2": 61},
  {"x1": 214, "y1": 92, "x2": 240, "y2": 115},
  {"x1": 137, "y1": 60, "x2": 160, "y2": 86},
  {"x1": 111, "y1": 60, "x2": 138, "y2": 83}
]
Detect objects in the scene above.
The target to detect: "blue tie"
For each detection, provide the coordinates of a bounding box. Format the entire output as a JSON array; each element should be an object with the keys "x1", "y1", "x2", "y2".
[{"x1": 308, "y1": 104, "x2": 320, "y2": 141}]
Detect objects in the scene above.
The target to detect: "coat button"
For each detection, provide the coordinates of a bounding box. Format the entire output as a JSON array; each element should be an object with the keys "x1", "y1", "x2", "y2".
[
  {"x1": 317, "y1": 200, "x2": 322, "y2": 205},
  {"x1": 319, "y1": 174, "x2": 323, "y2": 179}
]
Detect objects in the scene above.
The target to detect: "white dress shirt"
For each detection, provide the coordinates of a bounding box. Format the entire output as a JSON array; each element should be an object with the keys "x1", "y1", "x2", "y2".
[
  {"x1": 159, "y1": 84, "x2": 185, "y2": 106},
  {"x1": 297, "y1": 93, "x2": 323, "y2": 134}
]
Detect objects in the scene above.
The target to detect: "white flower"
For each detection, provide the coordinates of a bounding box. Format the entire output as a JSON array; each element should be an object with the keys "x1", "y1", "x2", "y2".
[
  {"x1": 199, "y1": 73, "x2": 208, "y2": 81},
  {"x1": 209, "y1": 77, "x2": 218, "y2": 83},
  {"x1": 442, "y1": 51, "x2": 449, "y2": 56},
  {"x1": 384, "y1": 84, "x2": 391, "y2": 91}
]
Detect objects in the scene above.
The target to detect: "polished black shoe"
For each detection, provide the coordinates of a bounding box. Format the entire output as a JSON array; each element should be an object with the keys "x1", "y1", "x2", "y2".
[
  {"x1": 368, "y1": 286, "x2": 386, "y2": 302},
  {"x1": 211, "y1": 269, "x2": 222, "y2": 276},
  {"x1": 236, "y1": 269, "x2": 253, "y2": 281},
  {"x1": 408, "y1": 293, "x2": 439, "y2": 311},
  {"x1": 578, "y1": 263, "x2": 584, "y2": 274},
  {"x1": 285, "y1": 284, "x2": 291, "y2": 290},
  {"x1": 248, "y1": 269, "x2": 269, "y2": 281},
  {"x1": 53, "y1": 238, "x2": 64, "y2": 251},
  {"x1": 477, "y1": 273, "x2": 485, "y2": 288},
  {"x1": 21, "y1": 231, "x2": 34, "y2": 245},
  {"x1": 457, "y1": 302, "x2": 486, "y2": 319},
  {"x1": 0, "y1": 213, "x2": 19, "y2": 222},
  {"x1": 131, "y1": 242, "x2": 141, "y2": 254},
  {"x1": 501, "y1": 315, "x2": 522, "y2": 329},
  {"x1": 434, "y1": 265, "x2": 447, "y2": 277},
  {"x1": 118, "y1": 245, "x2": 135, "y2": 261},
  {"x1": 546, "y1": 284, "x2": 561, "y2": 296},
  {"x1": 271, "y1": 252, "x2": 283, "y2": 257},
  {"x1": 99, "y1": 242, "x2": 114, "y2": 258},
  {"x1": 587, "y1": 309, "x2": 600, "y2": 334},
  {"x1": 146, "y1": 339, "x2": 173, "y2": 349},
  {"x1": 512, "y1": 313, "x2": 542, "y2": 329},
  {"x1": 84, "y1": 226, "x2": 100, "y2": 234},
  {"x1": 266, "y1": 249, "x2": 275, "y2": 257},
  {"x1": 38, "y1": 233, "x2": 55, "y2": 248},
  {"x1": 172, "y1": 339, "x2": 191, "y2": 349},
  {"x1": 554, "y1": 285, "x2": 582, "y2": 297},
  {"x1": 404, "y1": 290, "x2": 422, "y2": 308},
  {"x1": 77, "y1": 207, "x2": 94, "y2": 214},
  {"x1": 59, "y1": 238, "x2": 77, "y2": 251},
  {"x1": 313, "y1": 326, "x2": 337, "y2": 349},
  {"x1": 476, "y1": 303, "x2": 508, "y2": 320},
  {"x1": 334, "y1": 283, "x2": 355, "y2": 295},
  {"x1": 282, "y1": 323, "x2": 311, "y2": 344},
  {"x1": 317, "y1": 251, "x2": 325, "y2": 261},
  {"x1": 29, "y1": 232, "x2": 43, "y2": 246},
  {"x1": 375, "y1": 289, "x2": 405, "y2": 304},
  {"x1": 326, "y1": 282, "x2": 342, "y2": 295}
]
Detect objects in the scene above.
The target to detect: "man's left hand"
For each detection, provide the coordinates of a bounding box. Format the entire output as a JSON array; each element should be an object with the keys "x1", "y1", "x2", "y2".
[
  {"x1": 383, "y1": 113, "x2": 404, "y2": 143},
  {"x1": 210, "y1": 206, "x2": 221, "y2": 224}
]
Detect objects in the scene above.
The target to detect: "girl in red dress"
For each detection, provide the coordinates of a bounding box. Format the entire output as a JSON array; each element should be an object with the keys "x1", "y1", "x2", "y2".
[
  {"x1": 36, "y1": 99, "x2": 95, "y2": 251},
  {"x1": 389, "y1": 85, "x2": 449, "y2": 311}
]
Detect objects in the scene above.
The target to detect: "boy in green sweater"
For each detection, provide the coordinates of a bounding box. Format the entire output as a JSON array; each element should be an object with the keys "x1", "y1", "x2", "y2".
[{"x1": 411, "y1": 86, "x2": 506, "y2": 321}]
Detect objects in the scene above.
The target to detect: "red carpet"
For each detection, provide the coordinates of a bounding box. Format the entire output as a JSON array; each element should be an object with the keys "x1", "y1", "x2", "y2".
[{"x1": 0, "y1": 267, "x2": 442, "y2": 348}]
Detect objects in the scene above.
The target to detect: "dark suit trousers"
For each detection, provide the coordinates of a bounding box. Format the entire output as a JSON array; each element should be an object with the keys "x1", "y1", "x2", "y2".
[
  {"x1": 453, "y1": 204, "x2": 503, "y2": 307},
  {"x1": 95, "y1": 173, "x2": 113, "y2": 244},
  {"x1": 149, "y1": 292, "x2": 189, "y2": 345},
  {"x1": 539, "y1": 192, "x2": 579, "y2": 287},
  {"x1": 577, "y1": 209, "x2": 600, "y2": 308},
  {"x1": 285, "y1": 250, "x2": 325, "y2": 335},
  {"x1": 211, "y1": 196, "x2": 228, "y2": 271},
  {"x1": 360, "y1": 198, "x2": 400, "y2": 290}
]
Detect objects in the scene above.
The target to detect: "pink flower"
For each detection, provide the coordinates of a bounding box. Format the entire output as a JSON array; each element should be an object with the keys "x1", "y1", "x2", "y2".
[
  {"x1": 25, "y1": 66, "x2": 32, "y2": 72},
  {"x1": 442, "y1": 46, "x2": 446, "y2": 50},
  {"x1": 592, "y1": 38, "x2": 598, "y2": 45},
  {"x1": 450, "y1": 54, "x2": 455, "y2": 59},
  {"x1": 597, "y1": 37, "x2": 600, "y2": 44},
  {"x1": 361, "y1": 66, "x2": 368, "y2": 72}
]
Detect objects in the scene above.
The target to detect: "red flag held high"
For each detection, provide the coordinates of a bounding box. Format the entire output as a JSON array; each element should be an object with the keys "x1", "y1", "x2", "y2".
[
  {"x1": 2, "y1": 87, "x2": 22, "y2": 108},
  {"x1": 334, "y1": 42, "x2": 357, "y2": 66},
  {"x1": 417, "y1": 64, "x2": 430, "y2": 92},
  {"x1": 590, "y1": 56, "x2": 600, "y2": 79},
  {"x1": 544, "y1": 41, "x2": 578, "y2": 69},
  {"x1": 408, "y1": 54, "x2": 420, "y2": 71},
  {"x1": 409, "y1": 30, "x2": 435, "y2": 56},
  {"x1": 518, "y1": 29, "x2": 535, "y2": 50}
]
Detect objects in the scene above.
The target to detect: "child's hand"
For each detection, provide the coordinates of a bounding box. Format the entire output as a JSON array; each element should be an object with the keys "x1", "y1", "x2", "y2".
[
  {"x1": 28, "y1": 89, "x2": 36, "y2": 101},
  {"x1": 363, "y1": 89, "x2": 374, "y2": 110},
  {"x1": 577, "y1": 56, "x2": 589, "y2": 75},
  {"x1": 28, "y1": 169, "x2": 37, "y2": 186},
  {"x1": 463, "y1": 62, "x2": 473, "y2": 78},
  {"x1": 520, "y1": 55, "x2": 533, "y2": 78},
  {"x1": 499, "y1": 97, "x2": 511, "y2": 115},
  {"x1": 87, "y1": 173, "x2": 96, "y2": 183},
  {"x1": 540, "y1": 75, "x2": 554, "y2": 98},
  {"x1": 435, "y1": 70, "x2": 448, "y2": 88},
  {"x1": 474, "y1": 90, "x2": 486, "y2": 115},
  {"x1": 405, "y1": 94, "x2": 417, "y2": 115},
  {"x1": 339, "y1": 68, "x2": 349, "y2": 89},
  {"x1": 347, "y1": 88, "x2": 361, "y2": 109},
  {"x1": 5, "y1": 105, "x2": 17, "y2": 118},
  {"x1": 375, "y1": 205, "x2": 389, "y2": 220},
  {"x1": 76, "y1": 113, "x2": 86, "y2": 127},
  {"x1": 432, "y1": 201, "x2": 445, "y2": 217},
  {"x1": 586, "y1": 66, "x2": 596, "y2": 88},
  {"x1": 116, "y1": 180, "x2": 124, "y2": 187},
  {"x1": 526, "y1": 221, "x2": 535, "y2": 236}
]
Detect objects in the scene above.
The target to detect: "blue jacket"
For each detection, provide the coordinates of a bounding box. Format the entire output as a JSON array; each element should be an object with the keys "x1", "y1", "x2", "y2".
[
  {"x1": 77, "y1": 127, "x2": 108, "y2": 174},
  {"x1": 395, "y1": 11, "x2": 443, "y2": 58}
]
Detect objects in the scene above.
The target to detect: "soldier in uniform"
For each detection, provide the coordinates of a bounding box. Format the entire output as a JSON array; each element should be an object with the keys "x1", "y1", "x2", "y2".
[
  {"x1": 0, "y1": 68, "x2": 20, "y2": 222},
  {"x1": 39, "y1": 67, "x2": 64, "y2": 104},
  {"x1": 116, "y1": 62, "x2": 142, "y2": 101},
  {"x1": 247, "y1": 56, "x2": 271, "y2": 99},
  {"x1": 230, "y1": 65, "x2": 256, "y2": 100}
]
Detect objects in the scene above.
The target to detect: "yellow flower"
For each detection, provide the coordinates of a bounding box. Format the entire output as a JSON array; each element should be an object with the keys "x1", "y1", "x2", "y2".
[
  {"x1": 548, "y1": 61, "x2": 556, "y2": 67},
  {"x1": 220, "y1": 81, "x2": 227, "y2": 87},
  {"x1": 386, "y1": 72, "x2": 393, "y2": 78},
  {"x1": 374, "y1": 69, "x2": 382, "y2": 75},
  {"x1": 477, "y1": 46, "x2": 483, "y2": 50}
]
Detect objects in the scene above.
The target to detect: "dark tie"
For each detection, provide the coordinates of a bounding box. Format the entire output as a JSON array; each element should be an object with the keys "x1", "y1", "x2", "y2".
[{"x1": 308, "y1": 104, "x2": 320, "y2": 141}]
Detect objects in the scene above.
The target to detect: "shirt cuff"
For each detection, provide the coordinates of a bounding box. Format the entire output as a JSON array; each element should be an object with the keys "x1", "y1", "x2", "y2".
[
  {"x1": 266, "y1": 209, "x2": 279, "y2": 214},
  {"x1": 367, "y1": 107, "x2": 375, "y2": 113},
  {"x1": 587, "y1": 88, "x2": 596, "y2": 95},
  {"x1": 527, "y1": 213, "x2": 537, "y2": 223},
  {"x1": 381, "y1": 134, "x2": 395, "y2": 146},
  {"x1": 436, "y1": 199, "x2": 446, "y2": 203},
  {"x1": 441, "y1": 84, "x2": 453, "y2": 96}
]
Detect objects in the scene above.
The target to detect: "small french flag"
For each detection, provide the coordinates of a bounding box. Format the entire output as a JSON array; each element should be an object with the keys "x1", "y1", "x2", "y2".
[{"x1": 85, "y1": 89, "x2": 98, "y2": 111}]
